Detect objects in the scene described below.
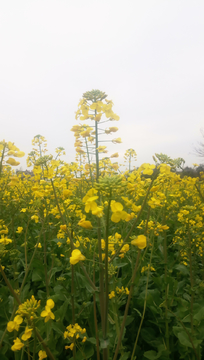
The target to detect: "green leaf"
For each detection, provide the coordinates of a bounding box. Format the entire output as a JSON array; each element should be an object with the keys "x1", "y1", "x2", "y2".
[
  {"x1": 193, "y1": 307, "x2": 204, "y2": 322},
  {"x1": 174, "y1": 264, "x2": 189, "y2": 275},
  {"x1": 32, "y1": 268, "x2": 43, "y2": 281},
  {"x1": 177, "y1": 331, "x2": 192, "y2": 348},
  {"x1": 114, "y1": 262, "x2": 128, "y2": 268},
  {"x1": 20, "y1": 282, "x2": 30, "y2": 302},
  {"x1": 119, "y1": 352, "x2": 131, "y2": 360},
  {"x1": 75, "y1": 272, "x2": 94, "y2": 293},
  {"x1": 70, "y1": 343, "x2": 94, "y2": 359},
  {"x1": 144, "y1": 345, "x2": 167, "y2": 359},
  {"x1": 55, "y1": 299, "x2": 69, "y2": 322},
  {"x1": 87, "y1": 337, "x2": 96, "y2": 345},
  {"x1": 144, "y1": 350, "x2": 159, "y2": 359},
  {"x1": 133, "y1": 308, "x2": 142, "y2": 317}
]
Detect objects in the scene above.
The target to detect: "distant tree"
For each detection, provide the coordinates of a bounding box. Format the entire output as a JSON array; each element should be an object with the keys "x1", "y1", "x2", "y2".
[{"x1": 194, "y1": 129, "x2": 204, "y2": 159}]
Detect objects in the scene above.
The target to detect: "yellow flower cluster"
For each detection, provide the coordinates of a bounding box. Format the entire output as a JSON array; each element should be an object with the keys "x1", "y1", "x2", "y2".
[
  {"x1": 64, "y1": 323, "x2": 87, "y2": 351},
  {"x1": 116, "y1": 286, "x2": 130, "y2": 295}
]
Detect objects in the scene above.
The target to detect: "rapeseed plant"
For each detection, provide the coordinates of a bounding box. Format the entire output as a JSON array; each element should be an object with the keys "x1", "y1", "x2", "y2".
[{"x1": 1, "y1": 98, "x2": 204, "y2": 360}]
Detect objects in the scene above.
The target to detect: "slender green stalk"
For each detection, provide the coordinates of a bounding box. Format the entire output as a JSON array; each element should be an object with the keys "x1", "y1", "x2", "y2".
[
  {"x1": 104, "y1": 199, "x2": 111, "y2": 356},
  {"x1": 71, "y1": 264, "x2": 76, "y2": 360},
  {"x1": 43, "y1": 232, "x2": 49, "y2": 297},
  {"x1": 163, "y1": 228, "x2": 169, "y2": 351},
  {"x1": 0, "y1": 263, "x2": 21, "y2": 305},
  {"x1": 162, "y1": 204, "x2": 170, "y2": 352},
  {"x1": 11, "y1": 216, "x2": 19, "y2": 289},
  {"x1": 85, "y1": 137, "x2": 93, "y2": 184},
  {"x1": 93, "y1": 254, "x2": 100, "y2": 360},
  {"x1": 95, "y1": 109, "x2": 99, "y2": 181},
  {"x1": 24, "y1": 220, "x2": 30, "y2": 272},
  {"x1": 131, "y1": 219, "x2": 154, "y2": 360},
  {"x1": 113, "y1": 250, "x2": 141, "y2": 360},
  {"x1": 20, "y1": 225, "x2": 44, "y2": 293},
  {"x1": 0, "y1": 305, "x2": 17, "y2": 349},
  {"x1": 187, "y1": 223, "x2": 194, "y2": 336}
]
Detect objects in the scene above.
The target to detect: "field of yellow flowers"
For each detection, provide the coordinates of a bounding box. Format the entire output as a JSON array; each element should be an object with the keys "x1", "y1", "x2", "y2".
[{"x1": 1, "y1": 90, "x2": 204, "y2": 360}]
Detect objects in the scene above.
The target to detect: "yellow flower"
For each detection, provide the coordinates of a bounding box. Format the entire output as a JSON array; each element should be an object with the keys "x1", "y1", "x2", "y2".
[
  {"x1": 120, "y1": 244, "x2": 129, "y2": 254},
  {"x1": 92, "y1": 206, "x2": 104, "y2": 218},
  {"x1": 140, "y1": 163, "x2": 155, "y2": 176},
  {"x1": 6, "y1": 158, "x2": 20, "y2": 166},
  {"x1": 38, "y1": 350, "x2": 47, "y2": 360},
  {"x1": 111, "y1": 201, "x2": 128, "y2": 223},
  {"x1": 94, "y1": 114, "x2": 102, "y2": 121},
  {"x1": 112, "y1": 137, "x2": 122, "y2": 144},
  {"x1": 11, "y1": 337, "x2": 24, "y2": 351},
  {"x1": 109, "y1": 127, "x2": 118, "y2": 132},
  {"x1": 70, "y1": 249, "x2": 86, "y2": 265},
  {"x1": 0, "y1": 235, "x2": 12, "y2": 245},
  {"x1": 82, "y1": 336, "x2": 87, "y2": 342},
  {"x1": 84, "y1": 196, "x2": 98, "y2": 213},
  {"x1": 125, "y1": 287, "x2": 130, "y2": 295},
  {"x1": 65, "y1": 343, "x2": 74, "y2": 350},
  {"x1": 141, "y1": 265, "x2": 156, "y2": 273},
  {"x1": 16, "y1": 227, "x2": 23, "y2": 234},
  {"x1": 15, "y1": 151, "x2": 25, "y2": 158},
  {"x1": 20, "y1": 208, "x2": 27, "y2": 213},
  {"x1": 110, "y1": 152, "x2": 119, "y2": 158},
  {"x1": 7, "y1": 315, "x2": 23, "y2": 332},
  {"x1": 159, "y1": 164, "x2": 171, "y2": 174},
  {"x1": 46, "y1": 299, "x2": 55, "y2": 308},
  {"x1": 97, "y1": 145, "x2": 107, "y2": 153},
  {"x1": 131, "y1": 235, "x2": 147, "y2": 249},
  {"x1": 31, "y1": 215, "x2": 39, "y2": 223},
  {"x1": 21, "y1": 326, "x2": 33, "y2": 341},
  {"x1": 40, "y1": 299, "x2": 55, "y2": 322},
  {"x1": 109, "y1": 291, "x2": 115, "y2": 299},
  {"x1": 78, "y1": 218, "x2": 93, "y2": 229},
  {"x1": 60, "y1": 224, "x2": 67, "y2": 231}
]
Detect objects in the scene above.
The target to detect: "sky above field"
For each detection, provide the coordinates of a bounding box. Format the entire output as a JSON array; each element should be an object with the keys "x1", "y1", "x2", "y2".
[{"x1": 0, "y1": 0, "x2": 204, "y2": 170}]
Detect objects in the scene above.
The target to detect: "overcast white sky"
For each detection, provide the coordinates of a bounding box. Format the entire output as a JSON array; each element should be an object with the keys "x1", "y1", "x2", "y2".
[{"x1": 0, "y1": 0, "x2": 204, "y2": 170}]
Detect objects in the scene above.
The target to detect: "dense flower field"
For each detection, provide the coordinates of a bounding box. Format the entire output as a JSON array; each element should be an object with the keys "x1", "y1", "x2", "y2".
[{"x1": 1, "y1": 91, "x2": 204, "y2": 360}]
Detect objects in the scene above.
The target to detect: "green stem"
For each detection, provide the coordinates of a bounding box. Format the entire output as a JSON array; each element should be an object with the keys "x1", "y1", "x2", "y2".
[
  {"x1": 93, "y1": 254, "x2": 100, "y2": 360},
  {"x1": 0, "y1": 305, "x2": 17, "y2": 350},
  {"x1": 113, "y1": 250, "x2": 141, "y2": 360},
  {"x1": 129, "y1": 154, "x2": 131, "y2": 172},
  {"x1": 187, "y1": 223, "x2": 194, "y2": 336},
  {"x1": 85, "y1": 137, "x2": 93, "y2": 185},
  {"x1": 104, "y1": 199, "x2": 111, "y2": 354},
  {"x1": 20, "y1": 225, "x2": 44, "y2": 294},
  {"x1": 11, "y1": 216, "x2": 19, "y2": 290},
  {"x1": 24, "y1": 220, "x2": 30, "y2": 272},
  {"x1": 95, "y1": 110, "x2": 99, "y2": 181},
  {"x1": 131, "y1": 228, "x2": 154, "y2": 360},
  {"x1": 96, "y1": 217, "x2": 106, "y2": 359},
  {"x1": 44, "y1": 232, "x2": 49, "y2": 297}
]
